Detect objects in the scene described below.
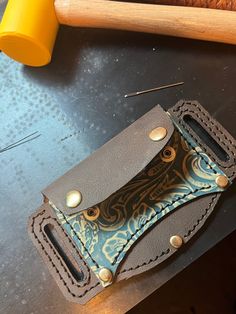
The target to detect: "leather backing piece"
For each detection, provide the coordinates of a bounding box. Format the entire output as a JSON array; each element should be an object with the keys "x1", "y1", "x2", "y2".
[
  {"x1": 28, "y1": 101, "x2": 236, "y2": 304},
  {"x1": 28, "y1": 193, "x2": 220, "y2": 304},
  {"x1": 43, "y1": 105, "x2": 174, "y2": 215}
]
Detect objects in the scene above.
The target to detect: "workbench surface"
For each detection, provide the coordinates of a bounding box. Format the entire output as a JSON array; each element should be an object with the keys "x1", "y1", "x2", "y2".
[{"x1": 0, "y1": 1, "x2": 236, "y2": 313}]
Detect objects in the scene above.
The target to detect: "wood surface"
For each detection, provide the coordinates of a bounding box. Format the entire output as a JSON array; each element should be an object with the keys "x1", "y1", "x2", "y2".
[
  {"x1": 126, "y1": 0, "x2": 236, "y2": 11},
  {"x1": 55, "y1": 0, "x2": 236, "y2": 45}
]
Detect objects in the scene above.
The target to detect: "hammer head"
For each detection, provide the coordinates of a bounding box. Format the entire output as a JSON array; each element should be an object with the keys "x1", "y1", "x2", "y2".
[{"x1": 0, "y1": 0, "x2": 59, "y2": 67}]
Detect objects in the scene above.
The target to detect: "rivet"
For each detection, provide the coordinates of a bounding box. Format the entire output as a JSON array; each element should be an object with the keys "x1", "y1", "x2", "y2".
[
  {"x1": 170, "y1": 235, "x2": 183, "y2": 249},
  {"x1": 66, "y1": 190, "x2": 82, "y2": 208},
  {"x1": 83, "y1": 207, "x2": 100, "y2": 221},
  {"x1": 149, "y1": 127, "x2": 167, "y2": 142},
  {"x1": 161, "y1": 146, "x2": 176, "y2": 162},
  {"x1": 98, "y1": 268, "x2": 113, "y2": 283},
  {"x1": 215, "y1": 175, "x2": 229, "y2": 189}
]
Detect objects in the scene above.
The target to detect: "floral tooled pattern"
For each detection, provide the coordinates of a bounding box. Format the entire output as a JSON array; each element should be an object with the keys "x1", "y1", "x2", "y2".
[{"x1": 53, "y1": 126, "x2": 228, "y2": 284}]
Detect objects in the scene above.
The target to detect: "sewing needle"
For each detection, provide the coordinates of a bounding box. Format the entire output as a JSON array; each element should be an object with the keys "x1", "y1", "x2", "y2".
[
  {"x1": 0, "y1": 131, "x2": 41, "y2": 154},
  {"x1": 124, "y1": 81, "x2": 184, "y2": 98}
]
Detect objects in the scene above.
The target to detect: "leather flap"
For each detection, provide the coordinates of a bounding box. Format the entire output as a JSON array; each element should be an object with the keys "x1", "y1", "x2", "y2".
[{"x1": 42, "y1": 105, "x2": 174, "y2": 215}]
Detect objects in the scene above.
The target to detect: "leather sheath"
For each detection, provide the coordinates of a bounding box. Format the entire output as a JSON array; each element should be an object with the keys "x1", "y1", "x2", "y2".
[{"x1": 28, "y1": 100, "x2": 236, "y2": 304}]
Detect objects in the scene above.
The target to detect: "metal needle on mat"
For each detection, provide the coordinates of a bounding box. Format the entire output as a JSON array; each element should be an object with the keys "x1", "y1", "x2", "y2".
[
  {"x1": 124, "y1": 81, "x2": 184, "y2": 98},
  {"x1": 0, "y1": 131, "x2": 41, "y2": 154}
]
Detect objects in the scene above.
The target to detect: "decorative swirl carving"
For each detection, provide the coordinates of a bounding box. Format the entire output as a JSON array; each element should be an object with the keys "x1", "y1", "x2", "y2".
[{"x1": 53, "y1": 127, "x2": 227, "y2": 280}]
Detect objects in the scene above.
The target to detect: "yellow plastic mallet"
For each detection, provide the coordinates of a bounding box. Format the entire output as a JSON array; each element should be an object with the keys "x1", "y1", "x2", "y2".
[{"x1": 1, "y1": 0, "x2": 236, "y2": 67}]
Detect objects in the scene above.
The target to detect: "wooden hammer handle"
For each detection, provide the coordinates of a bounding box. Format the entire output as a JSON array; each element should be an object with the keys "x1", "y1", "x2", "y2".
[{"x1": 55, "y1": 0, "x2": 236, "y2": 45}]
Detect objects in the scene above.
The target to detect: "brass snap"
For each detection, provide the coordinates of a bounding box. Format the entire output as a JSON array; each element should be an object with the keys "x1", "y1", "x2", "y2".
[
  {"x1": 149, "y1": 127, "x2": 167, "y2": 142},
  {"x1": 98, "y1": 268, "x2": 113, "y2": 283},
  {"x1": 83, "y1": 207, "x2": 100, "y2": 221},
  {"x1": 215, "y1": 175, "x2": 229, "y2": 189},
  {"x1": 66, "y1": 190, "x2": 82, "y2": 208},
  {"x1": 161, "y1": 146, "x2": 176, "y2": 162},
  {"x1": 170, "y1": 235, "x2": 183, "y2": 249}
]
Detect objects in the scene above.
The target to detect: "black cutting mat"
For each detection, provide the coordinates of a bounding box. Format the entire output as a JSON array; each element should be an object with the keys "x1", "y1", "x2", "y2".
[{"x1": 0, "y1": 1, "x2": 236, "y2": 313}]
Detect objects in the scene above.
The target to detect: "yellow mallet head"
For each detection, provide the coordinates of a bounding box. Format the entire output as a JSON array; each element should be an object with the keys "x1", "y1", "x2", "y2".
[{"x1": 0, "y1": 0, "x2": 59, "y2": 67}]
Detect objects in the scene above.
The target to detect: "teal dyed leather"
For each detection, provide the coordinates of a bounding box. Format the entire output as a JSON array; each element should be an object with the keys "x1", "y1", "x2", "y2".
[
  {"x1": 51, "y1": 120, "x2": 228, "y2": 286},
  {"x1": 29, "y1": 102, "x2": 236, "y2": 304}
]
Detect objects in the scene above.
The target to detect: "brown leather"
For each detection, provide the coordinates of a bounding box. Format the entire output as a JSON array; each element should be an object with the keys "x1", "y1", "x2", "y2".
[
  {"x1": 43, "y1": 105, "x2": 174, "y2": 215},
  {"x1": 28, "y1": 101, "x2": 236, "y2": 304}
]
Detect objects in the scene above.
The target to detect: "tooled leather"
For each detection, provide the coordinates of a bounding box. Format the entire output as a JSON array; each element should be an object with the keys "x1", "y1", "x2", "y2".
[
  {"x1": 29, "y1": 193, "x2": 220, "y2": 304},
  {"x1": 28, "y1": 101, "x2": 236, "y2": 304},
  {"x1": 51, "y1": 123, "x2": 226, "y2": 281},
  {"x1": 43, "y1": 105, "x2": 174, "y2": 216},
  {"x1": 111, "y1": 187, "x2": 209, "y2": 266},
  {"x1": 168, "y1": 100, "x2": 236, "y2": 180}
]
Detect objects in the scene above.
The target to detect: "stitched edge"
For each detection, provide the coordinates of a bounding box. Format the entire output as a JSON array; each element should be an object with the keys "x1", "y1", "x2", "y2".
[
  {"x1": 118, "y1": 248, "x2": 170, "y2": 274},
  {"x1": 178, "y1": 108, "x2": 236, "y2": 151},
  {"x1": 177, "y1": 121, "x2": 217, "y2": 174},
  {"x1": 176, "y1": 102, "x2": 236, "y2": 148},
  {"x1": 112, "y1": 102, "x2": 227, "y2": 274},
  {"x1": 40, "y1": 217, "x2": 90, "y2": 285},
  {"x1": 30, "y1": 209, "x2": 100, "y2": 298},
  {"x1": 184, "y1": 194, "x2": 218, "y2": 238},
  {"x1": 178, "y1": 108, "x2": 235, "y2": 161},
  {"x1": 57, "y1": 207, "x2": 100, "y2": 269},
  {"x1": 111, "y1": 122, "x2": 218, "y2": 265},
  {"x1": 30, "y1": 191, "x2": 218, "y2": 299},
  {"x1": 53, "y1": 124, "x2": 217, "y2": 266},
  {"x1": 42, "y1": 102, "x2": 224, "y2": 271},
  {"x1": 118, "y1": 193, "x2": 218, "y2": 275},
  {"x1": 111, "y1": 185, "x2": 211, "y2": 265},
  {"x1": 172, "y1": 101, "x2": 236, "y2": 179},
  {"x1": 29, "y1": 103, "x2": 225, "y2": 299},
  {"x1": 172, "y1": 101, "x2": 236, "y2": 169}
]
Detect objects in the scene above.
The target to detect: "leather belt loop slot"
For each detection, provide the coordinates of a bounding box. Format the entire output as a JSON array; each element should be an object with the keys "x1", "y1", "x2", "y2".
[
  {"x1": 183, "y1": 114, "x2": 229, "y2": 162},
  {"x1": 43, "y1": 223, "x2": 85, "y2": 283}
]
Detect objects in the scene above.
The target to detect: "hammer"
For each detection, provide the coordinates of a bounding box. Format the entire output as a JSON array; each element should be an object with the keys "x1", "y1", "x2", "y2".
[{"x1": 1, "y1": 0, "x2": 236, "y2": 67}]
